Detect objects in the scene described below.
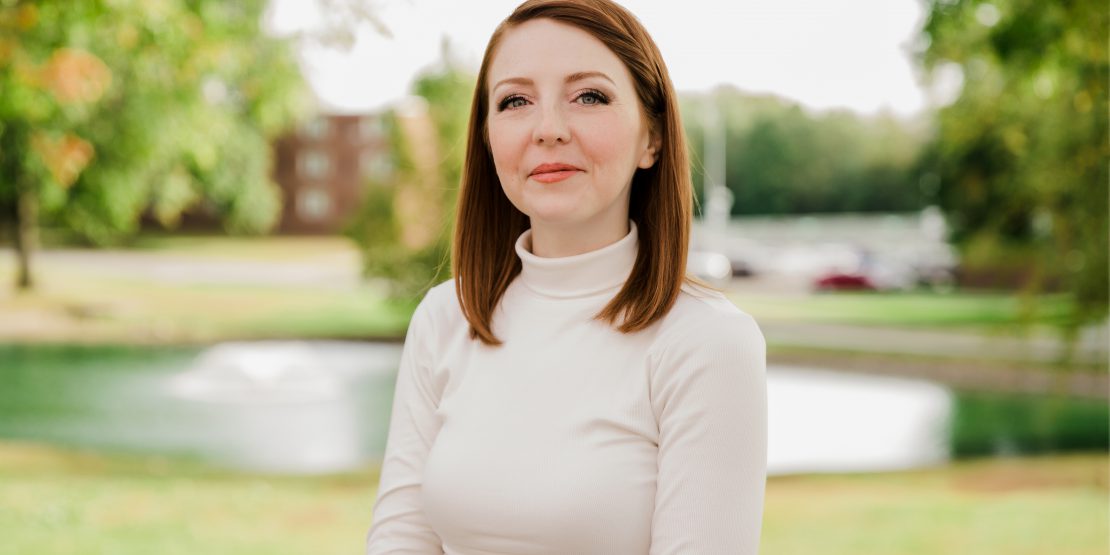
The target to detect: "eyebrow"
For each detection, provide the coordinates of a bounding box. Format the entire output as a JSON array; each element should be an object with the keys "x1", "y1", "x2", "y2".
[{"x1": 492, "y1": 71, "x2": 615, "y2": 93}]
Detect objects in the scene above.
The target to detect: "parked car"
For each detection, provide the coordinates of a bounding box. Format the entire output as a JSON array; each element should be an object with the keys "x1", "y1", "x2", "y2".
[
  {"x1": 812, "y1": 271, "x2": 877, "y2": 292},
  {"x1": 729, "y1": 256, "x2": 754, "y2": 277}
]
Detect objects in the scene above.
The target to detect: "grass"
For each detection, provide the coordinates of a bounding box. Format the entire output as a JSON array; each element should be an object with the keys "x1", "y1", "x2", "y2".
[
  {"x1": 37, "y1": 229, "x2": 362, "y2": 262},
  {"x1": 762, "y1": 453, "x2": 1108, "y2": 554},
  {"x1": 0, "y1": 442, "x2": 377, "y2": 555},
  {"x1": 0, "y1": 235, "x2": 419, "y2": 344},
  {"x1": 0, "y1": 441, "x2": 1104, "y2": 555},
  {"x1": 0, "y1": 233, "x2": 1093, "y2": 345},
  {"x1": 0, "y1": 275, "x2": 415, "y2": 344},
  {"x1": 123, "y1": 234, "x2": 360, "y2": 262},
  {"x1": 726, "y1": 289, "x2": 1076, "y2": 330}
]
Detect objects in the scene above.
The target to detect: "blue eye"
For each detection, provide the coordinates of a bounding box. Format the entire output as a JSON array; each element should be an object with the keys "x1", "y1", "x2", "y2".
[
  {"x1": 498, "y1": 95, "x2": 528, "y2": 111},
  {"x1": 577, "y1": 90, "x2": 610, "y2": 105},
  {"x1": 496, "y1": 89, "x2": 611, "y2": 112}
]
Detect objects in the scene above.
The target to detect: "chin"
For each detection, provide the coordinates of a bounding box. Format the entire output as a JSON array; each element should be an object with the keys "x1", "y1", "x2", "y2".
[
  {"x1": 527, "y1": 210, "x2": 585, "y2": 226},
  {"x1": 521, "y1": 197, "x2": 589, "y2": 223}
]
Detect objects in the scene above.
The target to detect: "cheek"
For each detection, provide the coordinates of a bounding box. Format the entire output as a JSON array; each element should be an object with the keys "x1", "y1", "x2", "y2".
[
  {"x1": 578, "y1": 114, "x2": 642, "y2": 174},
  {"x1": 487, "y1": 120, "x2": 524, "y2": 173}
]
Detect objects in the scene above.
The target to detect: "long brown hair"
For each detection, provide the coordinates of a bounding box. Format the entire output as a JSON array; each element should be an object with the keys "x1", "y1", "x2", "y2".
[{"x1": 453, "y1": 0, "x2": 714, "y2": 346}]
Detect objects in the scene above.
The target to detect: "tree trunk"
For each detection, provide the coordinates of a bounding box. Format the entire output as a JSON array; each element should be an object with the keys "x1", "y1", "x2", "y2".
[{"x1": 14, "y1": 185, "x2": 36, "y2": 291}]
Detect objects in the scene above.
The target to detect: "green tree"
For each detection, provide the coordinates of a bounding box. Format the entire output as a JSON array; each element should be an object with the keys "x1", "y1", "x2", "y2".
[
  {"x1": 917, "y1": 0, "x2": 1109, "y2": 339},
  {"x1": 346, "y1": 53, "x2": 474, "y2": 301},
  {"x1": 0, "y1": 0, "x2": 311, "y2": 289},
  {"x1": 680, "y1": 87, "x2": 929, "y2": 217}
]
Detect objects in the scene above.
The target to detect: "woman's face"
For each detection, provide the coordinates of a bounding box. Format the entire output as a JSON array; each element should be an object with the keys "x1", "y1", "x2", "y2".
[{"x1": 486, "y1": 18, "x2": 658, "y2": 229}]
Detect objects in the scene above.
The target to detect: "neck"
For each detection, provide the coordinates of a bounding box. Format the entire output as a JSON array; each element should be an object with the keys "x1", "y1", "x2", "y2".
[
  {"x1": 528, "y1": 216, "x2": 631, "y2": 258},
  {"x1": 514, "y1": 218, "x2": 639, "y2": 299}
]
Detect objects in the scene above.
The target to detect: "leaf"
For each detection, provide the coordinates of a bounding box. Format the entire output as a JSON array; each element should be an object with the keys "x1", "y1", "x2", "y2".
[{"x1": 30, "y1": 131, "x2": 95, "y2": 188}]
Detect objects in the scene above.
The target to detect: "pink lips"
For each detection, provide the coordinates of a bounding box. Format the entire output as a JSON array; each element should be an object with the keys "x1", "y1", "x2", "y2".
[{"x1": 530, "y1": 163, "x2": 582, "y2": 183}]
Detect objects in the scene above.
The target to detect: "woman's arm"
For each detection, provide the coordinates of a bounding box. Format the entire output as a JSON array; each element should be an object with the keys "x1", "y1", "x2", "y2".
[
  {"x1": 366, "y1": 293, "x2": 445, "y2": 554},
  {"x1": 648, "y1": 310, "x2": 768, "y2": 555}
]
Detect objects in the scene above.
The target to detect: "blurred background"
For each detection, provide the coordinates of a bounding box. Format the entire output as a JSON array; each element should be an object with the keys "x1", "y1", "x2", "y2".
[{"x1": 0, "y1": 0, "x2": 1106, "y2": 553}]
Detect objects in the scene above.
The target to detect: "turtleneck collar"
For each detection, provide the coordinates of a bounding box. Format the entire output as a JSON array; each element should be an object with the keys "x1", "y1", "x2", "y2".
[{"x1": 514, "y1": 219, "x2": 639, "y2": 299}]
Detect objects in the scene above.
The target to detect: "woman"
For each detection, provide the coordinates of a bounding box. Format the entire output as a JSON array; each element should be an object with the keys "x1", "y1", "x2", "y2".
[{"x1": 366, "y1": 0, "x2": 767, "y2": 553}]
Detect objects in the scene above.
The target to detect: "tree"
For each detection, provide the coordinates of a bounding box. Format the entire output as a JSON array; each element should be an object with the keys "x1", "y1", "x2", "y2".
[
  {"x1": 0, "y1": 0, "x2": 311, "y2": 290},
  {"x1": 917, "y1": 0, "x2": 1109, "y2": 340},
  {"x1": 345, "y1": 49, "x2": 474, "y2": 301},
  {"x1": 679, "y1": 87, "x2": 929, "y2": 217}
]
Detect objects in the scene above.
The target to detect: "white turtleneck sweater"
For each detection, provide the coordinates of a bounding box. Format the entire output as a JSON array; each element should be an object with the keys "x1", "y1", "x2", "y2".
[{"x1": 366, "y1": 219, "x2": 767, "y2": 555}]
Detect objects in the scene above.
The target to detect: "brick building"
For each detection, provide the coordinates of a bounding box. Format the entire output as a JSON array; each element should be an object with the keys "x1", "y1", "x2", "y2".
[
  {"x1": 158, "y1": 111, "x2": 394, "y2": 235},
  {"x1": 272, "y1": 113, "x2": 393, "y2": 234}
]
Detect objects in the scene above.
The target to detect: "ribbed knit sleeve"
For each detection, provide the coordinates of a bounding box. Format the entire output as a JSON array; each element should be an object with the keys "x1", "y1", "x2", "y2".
[
  {"x1": 366, "y1": 292, "x2": 445, "y2": 554},
  {"x1": 648, "y1": 310, "x2": 768, "y2": 555}
]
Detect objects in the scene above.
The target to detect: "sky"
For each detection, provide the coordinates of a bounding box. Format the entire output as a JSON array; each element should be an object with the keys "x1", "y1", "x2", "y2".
[{"x1": 265, "y1": 0, "x2": 942, "y2": 117}]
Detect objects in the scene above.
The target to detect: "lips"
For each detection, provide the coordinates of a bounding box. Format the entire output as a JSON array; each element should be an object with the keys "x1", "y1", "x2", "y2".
[
  {"x1": 529, "y1": 163, "x2": 582, "y2": 176},
  {"x1": 529, "y1": 163, "x2": 582, "y2": 184}
]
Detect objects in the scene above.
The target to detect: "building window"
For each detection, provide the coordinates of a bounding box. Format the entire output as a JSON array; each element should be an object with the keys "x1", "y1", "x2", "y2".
[
  {"x1": 296, "y1": 187, "x2": 331, "y2": 222},
  {"x1": 360, "y1": 151, "x2": 393, "y2": 181},
  {"x1": 297, "y1": 150, "x2": 331, "y2": 179},
  {"x1": 303, "y1": 117, "x2": 331, "y2": 140},
  {"x1": 359, "y1": 116, "x2": 385, "y2": 141}
]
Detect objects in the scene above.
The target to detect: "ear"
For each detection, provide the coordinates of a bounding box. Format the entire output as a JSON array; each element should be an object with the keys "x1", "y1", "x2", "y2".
[{"x1": 637, "y1": 131, "x2": 662, "y2": 169}]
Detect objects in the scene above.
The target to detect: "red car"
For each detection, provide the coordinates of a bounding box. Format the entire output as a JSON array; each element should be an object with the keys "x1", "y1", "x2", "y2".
[{"x1": 813, "y1": 272, "x2": 877, "y2": 291}]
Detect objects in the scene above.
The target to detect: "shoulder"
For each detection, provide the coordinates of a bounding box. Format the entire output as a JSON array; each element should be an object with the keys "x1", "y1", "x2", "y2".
[
  {"x1": 667, "y1": 280, "x2": 763, "y2": 341},
  {"x1": 420, "y1": 278, "x2": 459, "y2": 314},
  {"x1": 646, "y1": 281, "x2": 767, "y2": 414},
  {"x1": 400, "y1": 279, "x2": 462, "y2": 364},
  {"x1": 649, "y1": 280, "x2": 765, "y2": 361},
  {"x1": 408, "y1": 278, "x2": 464, "y2": 336}
]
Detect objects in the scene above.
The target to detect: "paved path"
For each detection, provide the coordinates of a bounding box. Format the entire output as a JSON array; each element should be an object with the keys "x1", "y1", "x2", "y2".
[
  {"x1": 1, "y1": 247, "x2": 364, "y2": 288},
  {"x1": 759, "y1": 319, "x2": 1108, "y2": 366}
]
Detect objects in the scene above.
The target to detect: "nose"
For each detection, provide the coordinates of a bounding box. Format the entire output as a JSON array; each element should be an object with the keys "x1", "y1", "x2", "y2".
[{"x1": 531, "y1": 103, "x2": 570, "y2": 145}]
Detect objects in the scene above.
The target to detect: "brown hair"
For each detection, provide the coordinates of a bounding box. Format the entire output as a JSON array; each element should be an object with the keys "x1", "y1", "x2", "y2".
[{"x1": 452, "y1": 0, "x2": 716, "y2": 346}]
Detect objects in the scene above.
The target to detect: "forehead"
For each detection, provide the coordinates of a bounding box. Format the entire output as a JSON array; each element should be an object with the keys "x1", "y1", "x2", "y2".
[{"x1": 488, "y1": 18, "x2": 631, "y2": 91}]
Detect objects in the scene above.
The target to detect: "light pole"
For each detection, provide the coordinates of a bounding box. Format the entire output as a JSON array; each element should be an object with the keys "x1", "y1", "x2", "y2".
[{"x1": 702, "y1": 90, "x2": 734, "y2": 254}]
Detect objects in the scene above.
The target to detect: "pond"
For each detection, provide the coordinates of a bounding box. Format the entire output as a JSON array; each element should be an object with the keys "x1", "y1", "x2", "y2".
[
  {"x1": 0, "y1": 342, "x2": 397, "y2": 474},
  {"x1": 0, "y1": 342, "x2": 1104, "y2": 475}
]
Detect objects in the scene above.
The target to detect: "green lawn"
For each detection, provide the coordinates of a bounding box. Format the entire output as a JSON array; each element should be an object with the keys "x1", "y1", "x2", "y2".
[
  {"x1": 0, "y1": 235, "x2": 419, "y2": 343},
  {"x1": 0, "y1": 442, "x2": 377, "y2": 555},
  {"x1": 0, "y1": 441, "x2": 1104, "y2": 555},
  {"x1": 0, "y1": 233, "x2": 1088, "y2": 344},
  {"x1": 123, "y1": 234, "x2": 360, "y2": 262},
  {"x1": 727, "y1": 289, "x2": 1076, "y2": 329},
  {"x1": 0, "y1": 273, "x2": 416, "y2": 344},
  {"x1": 763, "y1": 453, "x2": 1108, "y2": 555}
]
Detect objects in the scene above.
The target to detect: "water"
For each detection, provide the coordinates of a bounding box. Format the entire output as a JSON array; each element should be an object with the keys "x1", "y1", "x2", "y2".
[
  {"x1": 767, "y1": 366, "x2": 952, "y2": 474},
  {"x1": 0, "y1": 342, "x2": 400, "y2": 475},
  {"x1": 4, "y1": 342, "x2": 1097, "y2": 476}
]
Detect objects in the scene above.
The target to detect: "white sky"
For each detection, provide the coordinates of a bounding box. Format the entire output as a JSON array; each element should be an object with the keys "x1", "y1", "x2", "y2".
[{"x1": 266, "y1": 0, "x2": 935, "y2": 116}]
